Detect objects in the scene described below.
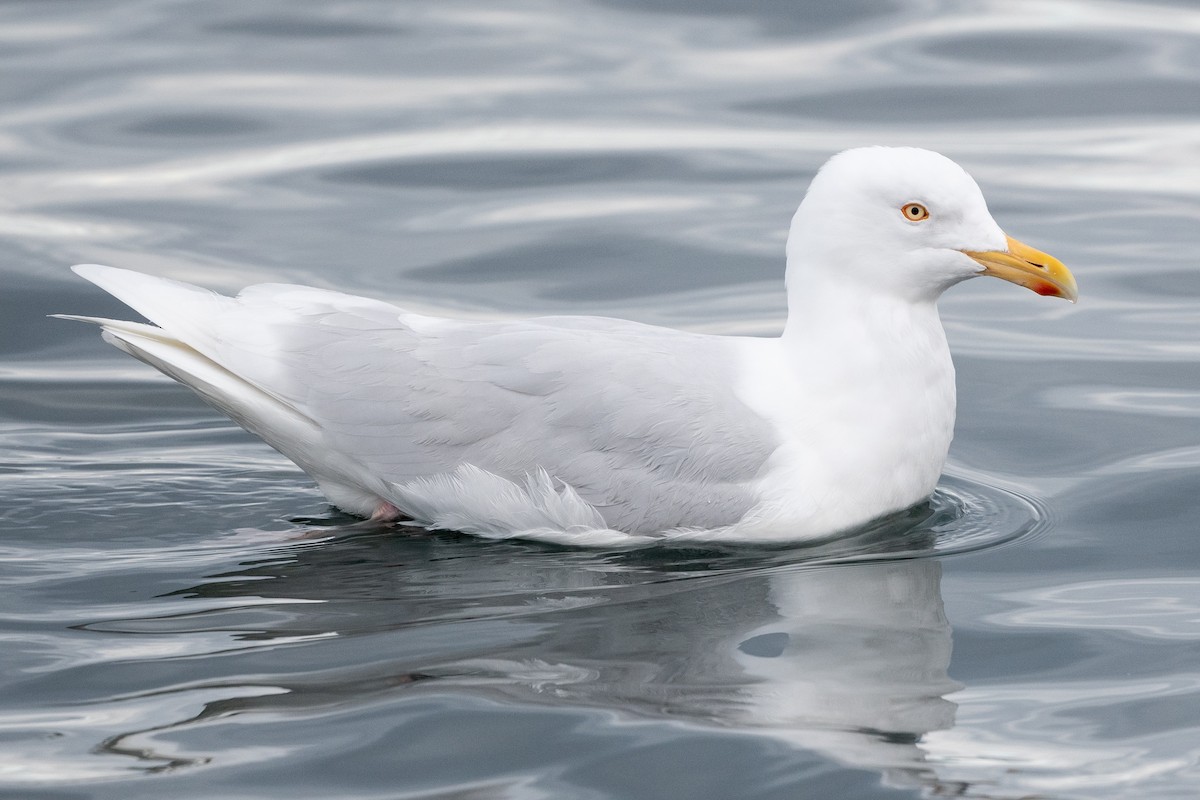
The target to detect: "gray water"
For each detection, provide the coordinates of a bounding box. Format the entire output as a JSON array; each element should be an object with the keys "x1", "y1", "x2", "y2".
[{"x1": 2, "y1": 1, "x2": 1198, "y2": 797}]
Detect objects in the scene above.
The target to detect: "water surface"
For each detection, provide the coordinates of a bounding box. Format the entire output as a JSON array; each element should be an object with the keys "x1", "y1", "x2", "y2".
[{"x1": 2, "y1": 1, "x2": 1199, "y2": 797}]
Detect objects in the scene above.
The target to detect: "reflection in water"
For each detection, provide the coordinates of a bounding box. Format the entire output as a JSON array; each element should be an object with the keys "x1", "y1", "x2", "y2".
[
  {"x1": 89, "y1": 529, "x2": 966, "y2": 793},
  {"x1": 730, "y1": 562, "x2": 960, "y2": 792},
  {"x1": 21, "y1": 476, "x2": 1037, "y2": 792}
]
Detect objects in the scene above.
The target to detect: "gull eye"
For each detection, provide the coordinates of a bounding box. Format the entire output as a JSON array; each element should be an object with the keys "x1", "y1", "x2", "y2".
[{"x1": 901, "y1": 202, "x2": 929, "y2": 221}]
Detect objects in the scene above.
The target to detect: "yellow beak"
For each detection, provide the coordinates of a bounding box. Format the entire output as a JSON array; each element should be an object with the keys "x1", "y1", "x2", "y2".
[{"x1": 963, "y1": 235, "x2": 1078, "y2": 303}]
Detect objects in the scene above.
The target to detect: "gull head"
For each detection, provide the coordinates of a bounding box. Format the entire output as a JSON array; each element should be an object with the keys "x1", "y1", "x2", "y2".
[{"x1": 786, "y1": 147, "x2": 1077, "y2": 304}]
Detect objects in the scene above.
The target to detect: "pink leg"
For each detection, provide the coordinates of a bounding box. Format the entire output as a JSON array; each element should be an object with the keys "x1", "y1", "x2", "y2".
[{"x1": 370, "y1": 500, "x2": 403, "y2": 523}]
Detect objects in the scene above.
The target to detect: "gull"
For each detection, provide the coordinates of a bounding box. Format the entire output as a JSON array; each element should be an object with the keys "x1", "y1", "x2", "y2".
[{"x1": 60, "y1": 147, "x2": 1077, "y2": 544}]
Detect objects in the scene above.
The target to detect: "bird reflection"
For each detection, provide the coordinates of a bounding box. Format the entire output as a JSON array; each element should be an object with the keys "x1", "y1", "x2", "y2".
[
  {"x1": 729, "y1": 561, "x2": 961, "y2": 792},
  {"x1": 93, "y1": 505, "x2": 976, "y2": 795}
]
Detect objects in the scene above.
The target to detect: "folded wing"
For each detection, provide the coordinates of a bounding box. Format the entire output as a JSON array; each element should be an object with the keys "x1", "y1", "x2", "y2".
[{"x1": 66, "y1": 265, "x2": 777, "y2": 533}]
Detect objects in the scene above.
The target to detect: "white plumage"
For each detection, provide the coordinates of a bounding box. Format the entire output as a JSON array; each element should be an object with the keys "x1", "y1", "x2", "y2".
[{"x1": 61, "y1": 147, "x2": 1076, "y2": 544}]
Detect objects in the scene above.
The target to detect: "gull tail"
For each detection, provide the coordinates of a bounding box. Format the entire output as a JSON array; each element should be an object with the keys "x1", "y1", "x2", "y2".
[
  {"x1": 55, "y1": 265, "x2": 324, "y2": 482},
  {"x1": 61, "y1": 264, "x2": 233, "y2": 357}
]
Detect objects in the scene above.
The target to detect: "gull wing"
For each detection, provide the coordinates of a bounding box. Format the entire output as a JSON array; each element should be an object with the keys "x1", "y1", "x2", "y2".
[{"x1": 67, "y1": 265, "x2": 777, "y2": 533}]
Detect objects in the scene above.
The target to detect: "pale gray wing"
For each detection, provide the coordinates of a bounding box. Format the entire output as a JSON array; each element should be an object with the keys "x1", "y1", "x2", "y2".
[
  {"x1": 71, "y1": 267, "x2": 778, "y2": 533},
  {"x1": 288, "y1": 313, "x2": 779, "y2": 532}
]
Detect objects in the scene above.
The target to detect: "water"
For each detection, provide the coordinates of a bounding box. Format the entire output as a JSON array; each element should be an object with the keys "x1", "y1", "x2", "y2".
[{"x1": 2, "y1": 0, "x2": 1198, "y2": 797}]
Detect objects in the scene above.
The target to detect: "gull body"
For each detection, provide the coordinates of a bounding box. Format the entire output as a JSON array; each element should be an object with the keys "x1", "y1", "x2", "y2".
[{"x1": 62, "y1": 147, "x2": 1076, "y2": 543}]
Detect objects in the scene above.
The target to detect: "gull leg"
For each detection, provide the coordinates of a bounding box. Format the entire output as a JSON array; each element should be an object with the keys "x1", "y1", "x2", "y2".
[{"x1": 370, "y1": 500, "x2": 403, "y2": 523}]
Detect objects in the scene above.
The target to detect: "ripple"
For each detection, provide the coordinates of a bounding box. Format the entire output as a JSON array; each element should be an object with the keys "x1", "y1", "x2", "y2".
[
  {"x1": 999, "y1": 577, "x2": 1200, "y2": 642},
  {"x1": 207, "y1": 16, "x2": 404, "y2": 39},
  {"x1": 923, "y1": 31, "x2": 1133, "y2": 66},
  {"x1": 593, "y1": 0, "x2": 900, "y2": 37},
  {"x1": 320, "y1": 152, "x2": 786, "y2": 192},
  {"x1": 840, "y1": 471, "x2": 1047, "y2": 561},
  {"x1": 122, "y1": 112, "x2": 268, "y2": 139},
  {"x1": 739, "y1": 79, "x2": 1200, "y2": 123},
  {"x1": 608, "y1": 470, "x2": 1047, "y2": 571}
]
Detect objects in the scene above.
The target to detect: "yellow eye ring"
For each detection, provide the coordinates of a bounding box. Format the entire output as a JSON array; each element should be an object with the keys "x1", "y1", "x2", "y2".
[{"x1": 901, "y1": 202, "x2": 929, "y2": 221}]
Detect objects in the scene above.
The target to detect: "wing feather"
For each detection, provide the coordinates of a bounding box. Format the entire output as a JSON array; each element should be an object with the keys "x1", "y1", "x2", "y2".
[{"x1": 70, "y1": 265, "x2": 778, "y2": 533}]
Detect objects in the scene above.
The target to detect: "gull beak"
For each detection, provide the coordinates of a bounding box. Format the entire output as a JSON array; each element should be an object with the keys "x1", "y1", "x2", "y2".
[{"x1": 963, "y1": 235, "x2": 1078, "y2": 303}]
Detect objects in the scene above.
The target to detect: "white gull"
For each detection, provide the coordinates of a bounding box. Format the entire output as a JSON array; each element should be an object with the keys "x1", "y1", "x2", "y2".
[{"x1": 60, "y1": 147, "x2": 1077, "y2": 545}]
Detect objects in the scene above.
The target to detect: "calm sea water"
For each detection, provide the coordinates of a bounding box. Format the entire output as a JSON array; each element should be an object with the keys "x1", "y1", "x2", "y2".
[{"x1": 3, "y1": 1, "x2": 1199, "y2": 797}]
